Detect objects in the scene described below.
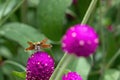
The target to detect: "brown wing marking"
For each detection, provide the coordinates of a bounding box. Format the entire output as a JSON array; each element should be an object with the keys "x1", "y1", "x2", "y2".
[
  {"x1": 40, "y1": 38, "x2": 48, "y2": 44},
  {"x1": 27, "y1": 41, "x2": 33, "y2": 45},
  {"x1": 25, "y1": 41, "x2": 34, "y2": 51},
  {"x1": 40, "y1": 38, "x2": 52, "y2": 48},
  {"x1": 41, "y1": 44, "x2": 52, "y2": 48}
]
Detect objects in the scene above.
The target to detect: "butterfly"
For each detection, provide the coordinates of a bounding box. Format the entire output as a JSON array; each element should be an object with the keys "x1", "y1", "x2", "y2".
[{"x1": 25, "y1": 38, "x2": 52, "y2": 51}]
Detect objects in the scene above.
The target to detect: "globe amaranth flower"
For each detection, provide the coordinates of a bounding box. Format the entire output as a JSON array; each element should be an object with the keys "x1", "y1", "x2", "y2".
[
  {"x1": 26, "y1": 51, "x2": 54, "y2": 80},
  {"x1": 62, "y1": 24, "x2": 99, "y2": 57},
  {"x1": 62, "y1": 72, "x2": 82, "y2": 80}
]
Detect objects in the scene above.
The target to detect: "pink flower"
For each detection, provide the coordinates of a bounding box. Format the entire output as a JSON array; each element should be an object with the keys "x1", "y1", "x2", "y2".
[
  {"x1": 62, "y1": 24, "x2": 99, "y2": 57},
  {"x1": 62, "y1": 72, "x2": 83, "y2": 80},
  {"x1": 26, "y1": 51, "x2": 54, "y2": 80}
]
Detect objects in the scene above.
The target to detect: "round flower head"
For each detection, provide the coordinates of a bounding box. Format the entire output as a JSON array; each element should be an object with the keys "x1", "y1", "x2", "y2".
[
  {"x1": 26, "y1": 51, "x2": 54, "y2": 80},
  {"x1": 62, "y1": 24, "x2": 99, "y2": 57},
  {"x1": 62, "y1": 72, "x2": 82, "y2": 80}
]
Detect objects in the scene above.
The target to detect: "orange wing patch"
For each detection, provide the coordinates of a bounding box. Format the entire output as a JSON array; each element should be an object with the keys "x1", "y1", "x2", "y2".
[{"x1": 25, "y1": 41, "x2": 35, "y2": 51}]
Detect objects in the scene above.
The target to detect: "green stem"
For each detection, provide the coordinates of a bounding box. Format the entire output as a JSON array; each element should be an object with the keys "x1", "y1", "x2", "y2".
[
  {"x1": 21, "y1": 0, "x2": 28, "y2": 23},
  {"x1": 50, "y1": 54, "x2": 75, "y2": 80},
  {"x1": 3, "y1": 60, "x2": 26, "y2": 71},
  {"x1": 99, "y1": 0, "x2": 106, "y2": 80},
  {"x1": 81, "y1": 0, "x2": 98, "y2": 24},
  {"x1": 50, "y1": 0, "x2": 98, "y2": 80},
  {"x1": 0, "y1": 0, "x2": 25, "y2": 26},
  {"x1": 106, "y1": 49, "x2": 120, "y2": 68}
]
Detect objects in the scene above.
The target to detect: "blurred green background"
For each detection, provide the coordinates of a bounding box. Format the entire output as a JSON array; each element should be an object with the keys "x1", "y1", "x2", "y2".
[{"x1": 0, "y1": 0, "x2": 120, "y2": 80}]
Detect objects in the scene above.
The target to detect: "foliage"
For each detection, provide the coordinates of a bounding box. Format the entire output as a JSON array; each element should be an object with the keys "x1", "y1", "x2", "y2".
[{"x1": 0, "y1": 0, "x2": 120, "y2": 80}]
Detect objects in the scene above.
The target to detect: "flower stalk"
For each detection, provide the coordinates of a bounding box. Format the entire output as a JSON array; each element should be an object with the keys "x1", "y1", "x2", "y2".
[{"x1": 49, "y1": 0, "x2": 98, "y2": 80}]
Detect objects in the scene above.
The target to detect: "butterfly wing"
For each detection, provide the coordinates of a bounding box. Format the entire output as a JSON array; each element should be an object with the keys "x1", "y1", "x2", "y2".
[{"x1": 25, "y1": 41, "x2": 35, "y2": 51}]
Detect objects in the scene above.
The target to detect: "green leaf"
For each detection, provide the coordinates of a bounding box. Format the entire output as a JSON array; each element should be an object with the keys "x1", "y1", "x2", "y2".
[
  {"x1": 12, "y1": 71, "x2": 26, "y2": 79},
  {"x1": 115, "y1": 25, "x2": 120, "y2": 36},
  {"x1": 0, "y1": 0, "x2": 17, "y2": 19},
  {"x1": 3, "y1": 60, "x2": 26, "y2": 71},
  {"x1": 103, "y1": 69, "x2": 120, "y2": 80},
  {"x1": 105, "y1": 6, "x2": 118, "y2": 23},
  {"x1": 0, "y1": 68, "x2": 4, "y2": 80},
  {"x1": 51, "y1": 44, "x2": 64, "y2": 64},
  {"x1": 105, "y1": 31, "x2": 118, "y2": 62},
  {"x1": 0, "y1": 46, "x2": 13, "y2": 59},
  {"x1": 0, "y1": 22, "x2": 45, "y2": 48},
  {"x1": 28, "y1": 0, "x2": 39, "y2": 7},
  {"x1": 13, "y1": 47, "x2": 30, "y2": 65},
  {"x1": 68, "y1": 57, "x2": 91, "y2": 80},
  {"x1": 2, "y1": 62, "x2": 25, "y2": 80},
  {"x1": 2, "y1": 61, "x2": 25, "y2": 80},
  {"x1": 13, "y1": 77, "x2": 25, "y2": 80},
  {"x1": 0, "y1": 0, "x2": 24, "y2": 26},
  {"x1": 75, "y1": 0, "x2": 91, "y2": 21},
  {"x1": 37, "y1": 0, "x2": 72, "y2": 41}
]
